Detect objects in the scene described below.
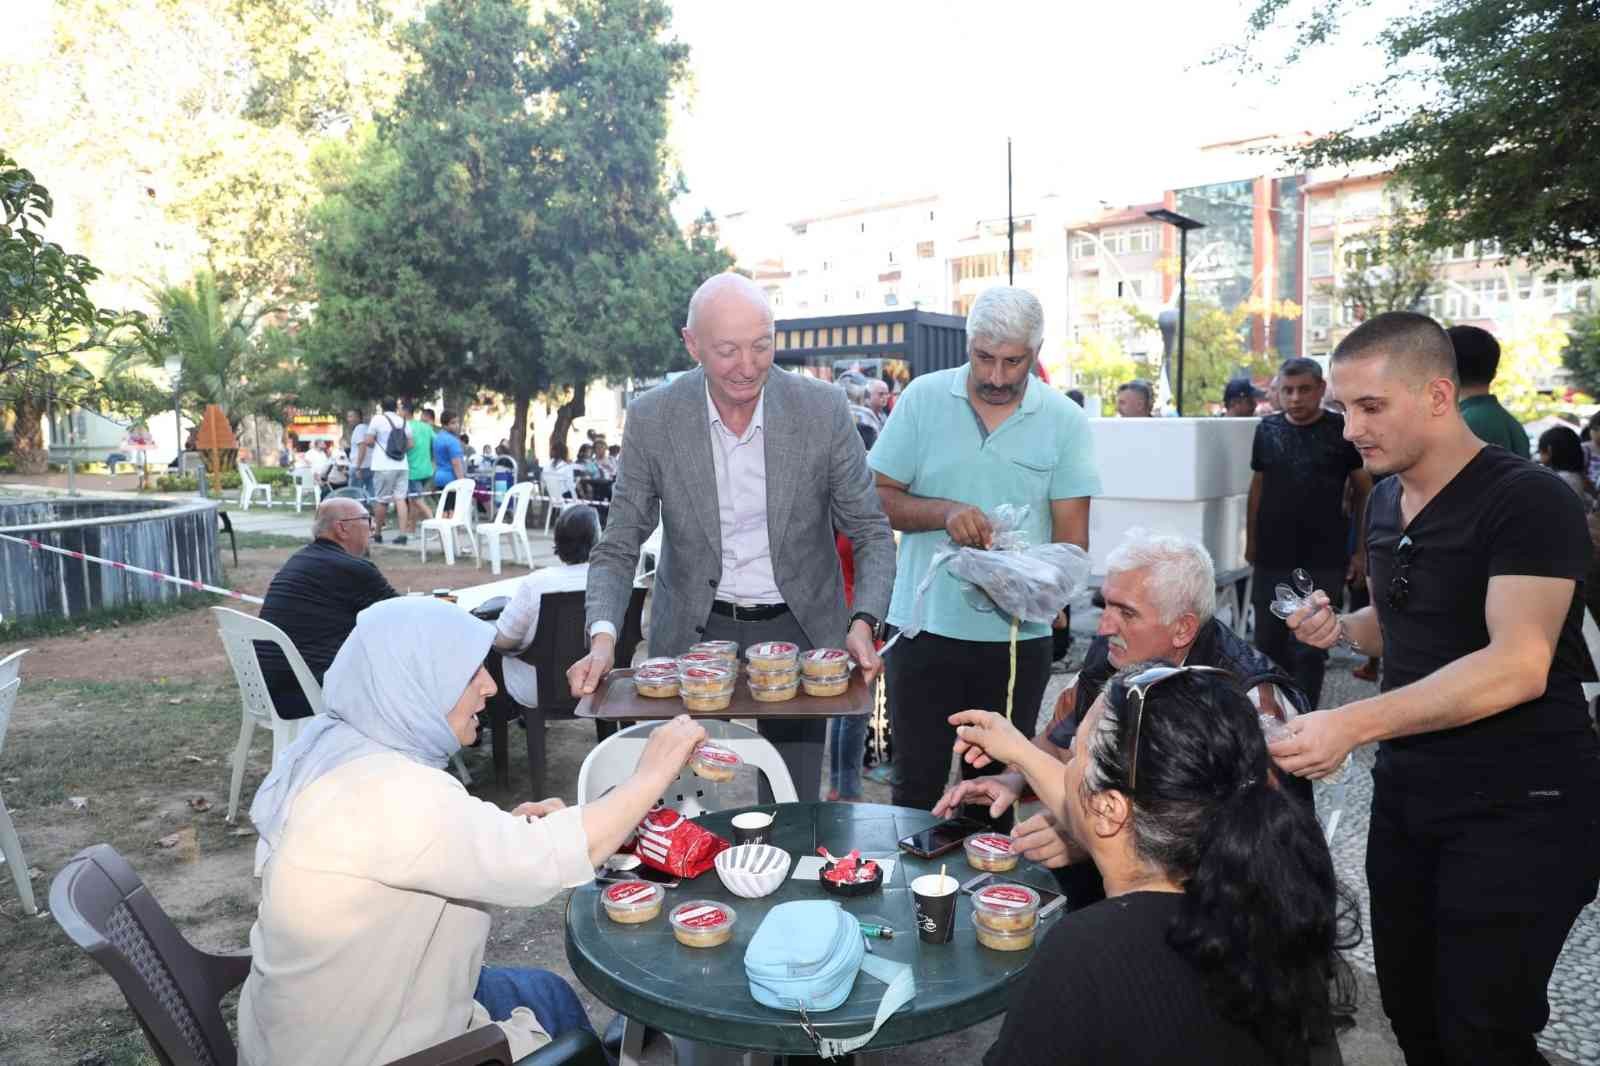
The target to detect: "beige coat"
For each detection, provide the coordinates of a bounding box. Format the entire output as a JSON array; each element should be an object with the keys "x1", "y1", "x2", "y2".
[{"x1": 237, "y1": 752, "x2": 594, "y2": 1066}]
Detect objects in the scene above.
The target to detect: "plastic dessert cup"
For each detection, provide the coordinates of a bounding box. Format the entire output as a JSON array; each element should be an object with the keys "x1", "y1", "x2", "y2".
[
  {"x1": 690, "y1": 742, "x2": 742, "y2": 782},
  {"x1": 689, "y1": 640, "x2": 740, "y2": 665},
  {"x1": 602, "y1": 880, "x2": 665, "y2": 925},
  {"x1": 972, "y1": 882, "x2": 1040, "y2": 934},
  {"x1": 964, "y1": 832, "x2": 1020, "y2": 872},
  {"x1": 675, "y1": 651, "x2": 725, "y2": 671},
  {"x1": 749, "y1": 677, "x2": 800, "y2": 702},
  {"x1": 974, "y1": 917, "x2": 1037, "y2": 952},
  {"x1": 745, "y1": 641, "x2": 800, "y2": 670},
  {"x1": 679, "y1": 664, "x2": 734, "y2": 694},
  {"x1": 800, "y1": 648, "x2": 852, "y2": 679},
  {"x1": 670, "y1": 900, "x2": 737, "y2": 948},
  {"x1": 633, "y1": 664, "x2": 680, "y2": 698},
  {"x1": 800, "y1": 676, "x2": 850, "y2": 698}
]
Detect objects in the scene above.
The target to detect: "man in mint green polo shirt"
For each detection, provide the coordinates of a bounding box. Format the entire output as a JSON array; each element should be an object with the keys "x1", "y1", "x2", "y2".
[
  {"x1": 870, "y1": 286, "x2": 1101, "y2": 822},
  {"x1": 1449, "y1": 325, "x2": 1530, "y2": 459}
]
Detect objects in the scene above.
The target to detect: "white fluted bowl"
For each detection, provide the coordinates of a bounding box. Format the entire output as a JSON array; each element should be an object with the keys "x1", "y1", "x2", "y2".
[{"x1": 714, "y1": 844, "x2": 791, "y2": 899}]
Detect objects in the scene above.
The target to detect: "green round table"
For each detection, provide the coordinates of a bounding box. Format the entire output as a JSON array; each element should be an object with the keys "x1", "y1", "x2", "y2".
[{"x1": 565, "y1": 801, "x2": 1065, "y2": 1058}]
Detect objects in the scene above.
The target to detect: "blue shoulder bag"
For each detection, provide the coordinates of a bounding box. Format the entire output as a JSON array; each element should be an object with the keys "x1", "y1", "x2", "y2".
[{"x1": 743, "y1": 900, "x2": 915, "y2": 1059}]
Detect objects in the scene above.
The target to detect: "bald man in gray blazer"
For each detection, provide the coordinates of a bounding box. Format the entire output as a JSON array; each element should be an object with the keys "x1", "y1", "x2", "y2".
[{"x1": 570, "y1": 274, "x2": 895, "y2": 799}]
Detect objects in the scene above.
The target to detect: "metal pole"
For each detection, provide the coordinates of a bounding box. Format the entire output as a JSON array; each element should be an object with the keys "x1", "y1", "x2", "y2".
[
  {"x1": 1007, "y1": 138, "x2": 1015, "y2": 285},
  {"x1": 1176, "y1": 227, "x2": 1189, "y2": 417}
]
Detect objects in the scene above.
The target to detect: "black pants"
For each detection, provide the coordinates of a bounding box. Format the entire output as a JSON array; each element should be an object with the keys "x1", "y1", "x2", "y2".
[
  {"x1": 885, "y1": 630, "x2": 1051, "y2": 831},
  {"x1": 1251, "y1": 565, "x2": 1344, "y2": 710},
  {"x1": 1367, "y1": 769, "x2": 1600, "y2": 1065}
]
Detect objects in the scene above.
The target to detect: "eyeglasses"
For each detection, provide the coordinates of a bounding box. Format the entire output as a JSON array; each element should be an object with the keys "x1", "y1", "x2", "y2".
[
  {"x1": 1387, "y1": 535, "x2": 1416, "y2": 610},
  {"x1": 337, "y1": 515, "x2": 375, "y2": 529},
  {"x1": 1124, "y1": 664, "x2": 1230, "y2": 792}
]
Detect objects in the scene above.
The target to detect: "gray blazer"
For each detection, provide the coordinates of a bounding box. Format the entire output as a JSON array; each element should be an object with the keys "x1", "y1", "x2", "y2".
[{"x1": 586, "y1": 367, "x2": 895, "y2": 658}]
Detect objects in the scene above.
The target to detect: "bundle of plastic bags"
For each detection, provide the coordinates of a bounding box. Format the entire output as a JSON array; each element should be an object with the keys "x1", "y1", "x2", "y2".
[{"x1": 902, "y1": 504, "x2": 1092, "y2": 638}]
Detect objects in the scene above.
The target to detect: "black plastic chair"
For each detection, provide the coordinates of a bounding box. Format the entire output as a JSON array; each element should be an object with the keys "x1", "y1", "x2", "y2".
[
  {"x1": 49, "y1": 844, "x2": 606, "y2": 1066},
  {"x1": 484, "y1": 586, "x2": 645, "y2": 796}
]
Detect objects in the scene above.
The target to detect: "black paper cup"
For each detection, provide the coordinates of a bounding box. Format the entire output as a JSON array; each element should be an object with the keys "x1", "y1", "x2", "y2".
[
  {"x1": 912, "y1": 873, "x2": 959, "y2": 944},
  {"x1": 731, "y1": 811, "x2": 774, "y2": 846}
]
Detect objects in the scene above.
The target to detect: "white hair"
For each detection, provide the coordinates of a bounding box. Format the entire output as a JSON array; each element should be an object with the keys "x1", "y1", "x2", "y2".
[
  {"x1": 1103, "y1": 528, "x2": 1216, "y2": 626},
  {"x1": 965, "y1": 286, "x2": 1044, "y2": 356}
]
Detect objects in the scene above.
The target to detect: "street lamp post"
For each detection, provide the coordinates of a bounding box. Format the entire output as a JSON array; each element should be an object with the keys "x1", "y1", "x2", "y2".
[{"x1": 1147, "y1": 208, "x2": 1207, "y2": 416}]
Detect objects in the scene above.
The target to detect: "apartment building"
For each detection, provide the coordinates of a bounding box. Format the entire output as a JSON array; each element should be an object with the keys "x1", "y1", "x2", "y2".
[
  {"x1": 1301, "y1": 171, "x2": 1596, "y2": 361},
  {"x1": 1063, "y1": 202, "x2": 1167, "y2": 364}
]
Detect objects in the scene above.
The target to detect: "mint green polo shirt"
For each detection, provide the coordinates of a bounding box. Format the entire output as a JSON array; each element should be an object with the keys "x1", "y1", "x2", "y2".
[{"x1": 869, "y1": 367, "x2": 1101, "y2": 643}]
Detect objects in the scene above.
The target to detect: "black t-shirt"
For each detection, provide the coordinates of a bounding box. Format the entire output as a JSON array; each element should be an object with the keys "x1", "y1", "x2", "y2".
[
  {"x1": 1252, "y1": 411, "x2": 1363, "y2": 568},
  {"x1": 984, "y1": 892, "x2": 1276, "y2": 1066},
  {"x1": 257, "y1": 539, "x2": 398, "y2": 719},
  {"x1": 1367, "y1": 446, "x2": 1600, "y2": 784}
]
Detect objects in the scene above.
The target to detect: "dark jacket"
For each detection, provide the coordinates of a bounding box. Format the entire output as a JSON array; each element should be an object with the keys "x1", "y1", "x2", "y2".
[
  {"x1": 1047, "y1": 618, "x2": 1309, "y2": 748},
  {"x1": 256, "y1": 538, "x2": 398, "y2": 719}
]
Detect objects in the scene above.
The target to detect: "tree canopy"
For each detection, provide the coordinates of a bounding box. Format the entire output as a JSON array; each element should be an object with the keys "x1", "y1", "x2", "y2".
[{"x1": 1222, "y1": 0, "x2": 1600, "y2": 277}]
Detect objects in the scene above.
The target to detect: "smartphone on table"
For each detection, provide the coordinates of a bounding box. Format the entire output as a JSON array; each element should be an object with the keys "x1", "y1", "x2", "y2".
[{"x1": 897, "y1": 817, "x2": 987, "y2": 859}]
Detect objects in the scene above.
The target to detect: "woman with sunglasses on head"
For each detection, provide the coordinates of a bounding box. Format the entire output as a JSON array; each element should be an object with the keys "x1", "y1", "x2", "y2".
[{"x1": 967, "y1": 665, "x2": 1357, "y2": 1066}]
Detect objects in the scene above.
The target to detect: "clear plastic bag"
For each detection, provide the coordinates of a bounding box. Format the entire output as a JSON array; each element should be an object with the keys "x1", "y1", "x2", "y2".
[{"x1": 902, "y1": 505, "x2": 1092, "y2": 637}]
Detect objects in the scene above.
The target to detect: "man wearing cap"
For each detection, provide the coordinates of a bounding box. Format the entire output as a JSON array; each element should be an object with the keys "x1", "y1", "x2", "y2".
[{"x1": 1223, "y1": 378, "x2": 1264, "y2": 416}]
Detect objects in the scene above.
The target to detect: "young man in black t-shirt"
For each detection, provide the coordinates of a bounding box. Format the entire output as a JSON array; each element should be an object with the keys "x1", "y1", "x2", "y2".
[
  {"x1": 1247, "y1": 356, "x2": 1372, "y2": 709},
  {"x1": 1277, "y1": 312, "x2": 1600, "y2": 1065}
]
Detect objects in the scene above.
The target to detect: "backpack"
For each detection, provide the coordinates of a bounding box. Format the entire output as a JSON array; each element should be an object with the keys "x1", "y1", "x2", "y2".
[
  {"x1": 381, "y1": 413, "x2": 409, "y2": 461},
  {"x1": 743, "y1": 900, "x2": 914, "y2": 1059}
]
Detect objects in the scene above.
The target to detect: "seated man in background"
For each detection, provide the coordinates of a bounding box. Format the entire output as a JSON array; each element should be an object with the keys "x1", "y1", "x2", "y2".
[
  {"x1": 935, "y1": 529, "x2": 1309, "y2": 904},
  {"x1": 257, "y1": 496, "x2": 398, "y2": 719},
  {"x1": 485, "y1": 506, "x2": 601, "y2": 714}
]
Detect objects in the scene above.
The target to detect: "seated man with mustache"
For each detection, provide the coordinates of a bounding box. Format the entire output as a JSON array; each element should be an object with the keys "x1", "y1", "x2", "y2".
[{"x1": 935, "y1": 528, "x2": 1308, "y2": 905}]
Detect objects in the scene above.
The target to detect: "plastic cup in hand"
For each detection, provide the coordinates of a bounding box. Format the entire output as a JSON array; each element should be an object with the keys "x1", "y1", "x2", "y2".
[
  {"x1": 912, "y1": 873, "x2": 959, "y2": 944},
  {"x1": 1258, "y1": 713, "x2": 1293, "y2": 744}
]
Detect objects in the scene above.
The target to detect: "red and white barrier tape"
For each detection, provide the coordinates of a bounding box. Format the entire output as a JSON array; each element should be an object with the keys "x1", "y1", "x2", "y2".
[{"x1": 0, "y1": 531, "x2": 265, "y2": 605}]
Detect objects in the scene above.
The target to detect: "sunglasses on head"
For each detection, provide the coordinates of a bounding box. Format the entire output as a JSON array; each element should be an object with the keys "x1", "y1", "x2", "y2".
[
  {"x1": 1387, "y1": 535, "x2": 1416, "y2": 610},
  {"x1": 1122, "y1": 664, "x2": 1230, "y2": 792}
]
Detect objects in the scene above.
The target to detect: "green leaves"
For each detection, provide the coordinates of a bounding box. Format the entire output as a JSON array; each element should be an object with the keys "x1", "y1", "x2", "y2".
[{"x1": 1227, "y1": 0, "x2": 1600, "y2": 278}]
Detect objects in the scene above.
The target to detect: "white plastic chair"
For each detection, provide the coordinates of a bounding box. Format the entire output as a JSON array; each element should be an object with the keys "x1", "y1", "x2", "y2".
[
  {"x1": 540, "y1": 468, "x2": 578, "y2": 533},
  {"x1": 577, "y1": 720, "x2": 797, "y2": 816},
  {"x1": 419, "y1": 478, "x2": 478, "y2": 565},
  {"x1": 1582, "y1": 611, "x2": 1600, "y2": 725},
  {"x1": 0, "y1": 648, "x2": 35, "y2": 915},
  {"x1": 212, "y1": 609, "x2": 473, "y2": 817},
  {"x1": 476, "y1": 482, "x2": 536, "y2": 575},
  {"x1": 212, "y1": 608, "x2": 325, "y2": 823},
  {"x1": 237, "y1": 463, "x2": 272, "y2": 511},
  {"x1": 291, "y1": 467, "x2": 322, "y2": 513}
]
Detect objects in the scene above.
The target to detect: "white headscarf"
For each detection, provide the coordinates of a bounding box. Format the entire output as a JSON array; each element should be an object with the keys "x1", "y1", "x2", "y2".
[{"x1": 250, "y1": 597, "x2": 496, "y2": 863}]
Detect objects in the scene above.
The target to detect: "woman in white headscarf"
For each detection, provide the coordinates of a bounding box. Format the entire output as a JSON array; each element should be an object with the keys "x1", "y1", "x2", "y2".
[{"x1": 237, "y1": 597, "x2": 705, "y2": 1066}]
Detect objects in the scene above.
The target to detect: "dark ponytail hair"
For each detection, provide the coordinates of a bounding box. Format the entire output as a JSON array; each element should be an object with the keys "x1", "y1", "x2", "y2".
[{"x1": 1087, "y1": 663, "x2": 1360, "y2": 1064}]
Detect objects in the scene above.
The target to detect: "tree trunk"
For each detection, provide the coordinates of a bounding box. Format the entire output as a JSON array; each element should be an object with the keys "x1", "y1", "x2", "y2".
[
  {"x1": 11, "y1": 395, "x2": 48, "y2": 475},
  {"x1": 548, "y1": 380, "x2": 587, "y2": 461},
  {"x1": 509, "y1": 384, "x2": 532, "y2": 472}
]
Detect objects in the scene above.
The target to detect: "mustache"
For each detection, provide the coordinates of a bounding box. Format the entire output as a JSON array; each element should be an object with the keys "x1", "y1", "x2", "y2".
[{"x1": 1107, "y1": 636, "x2": 1128, "y2": 653}]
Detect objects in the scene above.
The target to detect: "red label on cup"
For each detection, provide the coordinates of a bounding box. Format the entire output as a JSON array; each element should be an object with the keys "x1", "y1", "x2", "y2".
[
  {"x1": 605, "y1": 882, "x2": 657, "y2": 904},
  {"x1": 977, "y1": 885, "x2": 1035, "y2": 909},
  {"x1": 694, "y1": 744, "x2": 740, "y2": 766},
  {"x1": 678, "y1": 653, "x2": 722, "y2": 667},
  {"x1": 747, "y1": 641, "x2": 799, "y2": 658},
  {"x1": 674, "y1": 904, "x2": 729, "y2": 929},
  {"x1": 970, "y1": 834, "x2": 1013, "y2": 855},
  {"x1": 803, "y1": 648, "x2": 849, "y2": 663}
]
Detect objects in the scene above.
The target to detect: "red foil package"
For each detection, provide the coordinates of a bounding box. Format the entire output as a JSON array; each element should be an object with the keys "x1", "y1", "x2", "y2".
[{"x1": 631, "y1": 806, "x2": 730, "y2": 879}]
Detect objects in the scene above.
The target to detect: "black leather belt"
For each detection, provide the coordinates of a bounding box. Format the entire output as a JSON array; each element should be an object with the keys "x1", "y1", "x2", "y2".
[{"x1": 709, "y1": 601, "x2": 790, "y2": 622}]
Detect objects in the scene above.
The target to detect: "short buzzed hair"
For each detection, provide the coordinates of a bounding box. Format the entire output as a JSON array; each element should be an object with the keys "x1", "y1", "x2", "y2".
[
  {"x1": 1332, "y1": 311, "x2": 1459, "y2": 386},
  {"x1": 1278, "y1": 356, "x2": 1323, "y2": 380},
  {"x1": 1447, "y1": 325, "x2": 1501, "y2": 387}
]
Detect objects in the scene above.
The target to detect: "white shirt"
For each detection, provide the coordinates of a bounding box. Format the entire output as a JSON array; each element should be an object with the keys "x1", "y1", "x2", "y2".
[
  {"x1": 369, "y1": 413, "x2": 409, "y2": 472},
  {"x1": 494, "y1": 563, "x2": 590, "y2": 706},
  {"x1": 706, "y1": 385, "x2": 781, "y2": 604}
]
